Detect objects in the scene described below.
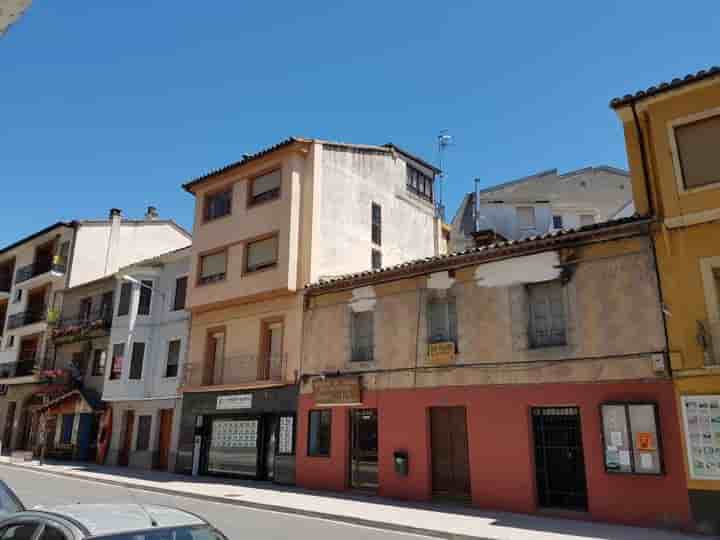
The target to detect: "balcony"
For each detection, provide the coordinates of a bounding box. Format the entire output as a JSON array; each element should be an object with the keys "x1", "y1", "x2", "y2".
[
  {"x1": 7, "y1": 307, "x2": 47, "y2": 330},
  {"x1": 0, "y1": 359, "x2": 38, "y2": 379},
  {"x1": 15, "y1": 257, "x2": 66, "y2": 285},
  {"x1": 52, "y1": 307, "x2": 113, "y2": 344}
]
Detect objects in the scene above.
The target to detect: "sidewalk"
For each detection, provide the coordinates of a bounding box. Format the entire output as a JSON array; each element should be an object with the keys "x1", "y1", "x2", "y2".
[{"x1": 0, "y1": 457, "x2": 703, "y2": 540}]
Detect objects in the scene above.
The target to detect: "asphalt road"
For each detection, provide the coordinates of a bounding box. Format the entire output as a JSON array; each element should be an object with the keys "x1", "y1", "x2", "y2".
[{"x1": 0, "y1": 465, "x2": 430, "y2": 540}]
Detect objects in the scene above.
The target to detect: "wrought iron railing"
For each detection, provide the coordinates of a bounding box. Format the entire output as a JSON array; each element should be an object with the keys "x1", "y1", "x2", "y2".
[
  {"x1": 15, "y1": 257, "x2": 66, "y2": 284},
  {"x1": 7, "y1": 307, "x2": 47, "y2": 330}
]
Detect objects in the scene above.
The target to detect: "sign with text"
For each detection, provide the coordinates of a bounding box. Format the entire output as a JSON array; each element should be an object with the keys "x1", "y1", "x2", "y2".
[
  {"x1": 427, "y1": 341, "x2": 456, "y2": 365},
  {"x1": 216, "y1": 394, "x2": 253, "y2": 410},
  {"x1": 313, "y1": 377, "x2": 362, "y2": 406}
]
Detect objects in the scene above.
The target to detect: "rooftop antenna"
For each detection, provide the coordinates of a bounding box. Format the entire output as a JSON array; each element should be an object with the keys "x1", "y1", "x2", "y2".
[{"x1": 437, "y1": 130, "x2": 453, "y2": 220}]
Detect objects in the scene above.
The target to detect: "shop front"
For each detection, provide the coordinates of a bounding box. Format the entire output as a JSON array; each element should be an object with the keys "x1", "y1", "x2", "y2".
[
  {"x1": 177, "y1": 384, "x2": 297, "y2": 484},
  {"x1": 296, "y1": 377, "x2": 692, "y2": 530}
]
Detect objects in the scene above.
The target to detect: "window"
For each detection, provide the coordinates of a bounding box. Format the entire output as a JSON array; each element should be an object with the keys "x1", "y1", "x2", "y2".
[
  {"x1": 129, "y1": 342, "x2": 145, "y2": 380},
  {"x1": 110, "y1": 344, "x2": 124, "y2": 380},
  {"x1": 0, "y1": 524, "x2": 39, "y2": 540},
  {"x1": 166, "y1": 339, "x2": 181, "y2": 378},
  {"x1": 260, "y1": 320, "x2": 283, "y2": 380},
  {"x1": 92, "y1": 349, "x2": 106, "y2": 377},
  {"x1": 552, "y1": 215, "x2": 563, "y2": 229},
  {"x1": 249, "y1": 169, "x2": 281, "y2": 206},
  {"x1": 204, "y1": 188, "x2": 232, "y2": 221},
  {"x1": 6, "y1": 336, "x2": 14, "y2": 348},
  {"x1": 673, "y1": 113, "x2": 720, "y2": 190},
  {"x1": 308, "y1": 409, "x2": 331, "y2": 457},
  {"x1": 117, "y1": 282, "x2": 132, "y2": 316},
  {"x1": 199, "y1": 251, "x2": 227, "y2": 285},
  {"x1": 371, "y1": 249, "x2": 382, "y2": 270},
  {"x1": 371, "y1": 203, "x2": 382, "y2": 245},
  {"x1": 528, "y1": 280, "x2": 566, "y2": 348},
  {"x1": 137, "y1": 280, "x2": 153, "y2": 315},
  {"x1": 79, "y1": 297, "x2": 92, "y2": 321},
  {"x1": 136, "y1": 415, "x2": 152, "y2": 451},
  {"x1": 406, "y1": 165, "x2": 434, "y2": 202},
  {"x1": 427, "y1": 295, "x2": 457, "y2": 345},
  {"x1": 173, "y1": 276, "x2": 188, "y2": 311},
  {"x1": 601, "y1": 403, "x2": 662, "y2": 475},
  {"x1": 245, "y1": 236, "x2": 278, "y2": 273},
  {"x1": 579, "y1": 214, "x2": 595, "y2": 227},
  {"x1": 517, "y1": 206, "x2": 536, "y2": 229},
  {"x1": 100, "y1": 291, "x2": 114, "y2": 320},
  {"x1": 60, "y1": 414, "x2": 74, "y2": 444},
  {"x1": 351, "y1": 311, "x2": 374, "y2": 362},
  {"x1": 12, "y1": 289, "x2": 21, "y2": 304}
]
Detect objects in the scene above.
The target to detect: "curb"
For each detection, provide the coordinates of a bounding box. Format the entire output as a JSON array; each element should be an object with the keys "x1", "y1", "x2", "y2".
[{"x1": 0, "y1": 462, "x2": 485, "y2": 540}]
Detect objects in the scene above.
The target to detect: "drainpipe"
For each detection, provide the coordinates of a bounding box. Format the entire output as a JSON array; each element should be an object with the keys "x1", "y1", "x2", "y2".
[{"x1": 630, "y1": 103, "x2": 654, "y2": 216}]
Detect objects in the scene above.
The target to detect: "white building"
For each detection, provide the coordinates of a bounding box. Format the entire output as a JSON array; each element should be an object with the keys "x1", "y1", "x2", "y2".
[
  {"x1": 103, "y1": 247, "x2": 190, "y2": 471},
  {"x1": 0, "y1": 0, "x2": 32, "y2": 37},
  {"x1": 0, "y1": 208, "x2": 191, "y2": 454},
  {"x1": 450, "y1": 166, "x2": 632, "y2": 251}
]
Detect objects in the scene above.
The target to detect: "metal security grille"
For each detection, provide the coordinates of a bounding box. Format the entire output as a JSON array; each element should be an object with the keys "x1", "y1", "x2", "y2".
[{"x1": 532, "y1": 407, "x2": 588, "y2": 511}]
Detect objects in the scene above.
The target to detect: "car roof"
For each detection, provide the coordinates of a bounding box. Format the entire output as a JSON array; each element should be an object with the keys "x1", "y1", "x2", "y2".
[{"x1": 33, "y1": 504, "x2": 208, "y2": 537}]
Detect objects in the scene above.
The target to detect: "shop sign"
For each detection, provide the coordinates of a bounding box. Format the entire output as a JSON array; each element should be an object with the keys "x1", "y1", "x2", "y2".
[
  {"x1": 427, "y1": 341, "x2": 455, "y2": 365},
  {"x1": 216, "y1": 394, "x2": 253, "y2": 410},
  {"x1": 313, "y1": 376, "x2": 362, "y2": 406}
]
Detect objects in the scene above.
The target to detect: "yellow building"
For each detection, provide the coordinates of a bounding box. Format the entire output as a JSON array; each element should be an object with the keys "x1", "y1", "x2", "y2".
[{"x1": 612, "y1": 66, "x2": 720, "y2": 535}]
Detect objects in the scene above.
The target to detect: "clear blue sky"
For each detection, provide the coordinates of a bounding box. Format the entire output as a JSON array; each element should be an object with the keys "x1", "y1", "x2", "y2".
[{"x1": 2, "y1": 2, "x2": 718, "y2": 247}]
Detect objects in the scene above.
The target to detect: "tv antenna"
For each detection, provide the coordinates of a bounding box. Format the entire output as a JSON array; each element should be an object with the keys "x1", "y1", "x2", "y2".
[{"x1": 436, "y1": 130, "x2": 453, "y2": 220}]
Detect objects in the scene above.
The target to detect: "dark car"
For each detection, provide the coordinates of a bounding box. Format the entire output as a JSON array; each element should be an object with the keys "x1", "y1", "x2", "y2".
[{"x1": 0, "y1": 480, "x2": 227, "y2": 540}]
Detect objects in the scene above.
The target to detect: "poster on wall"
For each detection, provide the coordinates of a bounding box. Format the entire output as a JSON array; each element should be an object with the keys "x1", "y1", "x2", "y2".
[
  {"x1": 682, "y1": 395, "x2": 720, "y2": 480},
  {"x1": 278, "y1": 416, "x2": 294, "y2": 455}
]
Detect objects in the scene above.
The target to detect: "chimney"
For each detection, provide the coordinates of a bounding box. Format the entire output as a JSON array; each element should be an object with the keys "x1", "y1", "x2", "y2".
[
  {"x1": 145, "y1": 206, "x2": 159, "y2": 220},
  {"x1": 105, "y1": 208, "x2": 123, "y2": 275}
]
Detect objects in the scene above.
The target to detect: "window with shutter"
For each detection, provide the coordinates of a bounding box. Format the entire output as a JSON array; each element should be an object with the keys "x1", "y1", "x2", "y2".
[
  {"x1": 173, "y1": 276, "x2": 188, "y2": 311},
  {"x1": 427, "y1": 295, "x2": 457, "y2": 345},
  {"x1": 138, "y1": 280, "x2": 153, "y2": 315},
  {"x1": 351, "y1": 311, "x2": 374, "y2": 362},
  {"x1": 199, "y1": 251, "x2": 227, "y2": 284},
  {"x1": 249, "y1": 169, "x2": 281, "y2": 205},
  {"x1": 528, "y1": 280, "x2": 567, "y2": 348},
  {"x1": 674, "y1": 113, "x2": 720, "y2": 190},
  {"x1": 117, "y1": 282, "x2": 132, "y2": 316},
  {"x1": 129, "y1": 342, "x2": 145, "y2": 380},
  {"x1": 245, "y1": 236, "x2": 278, "y2": 273},
  {"x1": 204, "y1": 188, "x2": 232, "y2": 221},
  {"x1": 166, "y1": 339, "x2": 181, "y2": 378}
]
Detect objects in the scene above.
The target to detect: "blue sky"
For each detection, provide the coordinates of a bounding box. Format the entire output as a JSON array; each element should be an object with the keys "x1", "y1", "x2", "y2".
[{"x1": 2, "y1": 2, "x2": 718, "y2": 247}]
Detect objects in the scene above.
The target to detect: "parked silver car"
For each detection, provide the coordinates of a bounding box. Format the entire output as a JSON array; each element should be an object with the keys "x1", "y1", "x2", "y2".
[{"x1": 0, "y1": 480, "x2": 227, "y2": 540}]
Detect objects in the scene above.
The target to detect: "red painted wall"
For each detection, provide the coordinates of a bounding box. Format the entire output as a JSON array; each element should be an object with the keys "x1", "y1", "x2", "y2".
[{"x1": 296, "y1": 380, "x2": 692, "y2": 529}]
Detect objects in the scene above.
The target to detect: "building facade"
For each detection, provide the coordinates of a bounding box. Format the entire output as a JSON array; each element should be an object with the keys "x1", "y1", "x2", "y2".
[
  {"x1": 611, "y1": 65, "x2": 720, "y2": 534},
  {"x1": 177, "y1": 137, "x2": 444, "y2": 483},
  {"x1": 450, "y1": 167, "x2": 632, "y2": 251},
  {"x1": 103, "y1": 247, "x2": 190, "y2": 471},
  {"x1": 298, "y1": 218, "x2": 691, "y2": 530},
  {"x1": 0, "y1": 208, "x2": 191, "y2": 455}
]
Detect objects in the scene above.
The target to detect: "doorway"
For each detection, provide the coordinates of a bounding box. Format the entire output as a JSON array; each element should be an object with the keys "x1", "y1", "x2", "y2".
[
  {"x1": 349, "y1": 409, "x2": 378, "y2": 490},
  {"x1": 2, "y1": 402, "x2": 16, "y2": 453},
  {"x1": 262, "y1": 415, "x2": 278, "y2": 481},
  {"x1": 118, "y1": 410, "x2": 135, "y2": 466},
  {"x1": 532, "y1": 407, "x2": 588, "y2": 511},
  {"x1": 156, "y1": 409, "x2": 174, "y2": 471},
  {"x1": 430, "y1": 406, "x2": 471, "y2": 499}
]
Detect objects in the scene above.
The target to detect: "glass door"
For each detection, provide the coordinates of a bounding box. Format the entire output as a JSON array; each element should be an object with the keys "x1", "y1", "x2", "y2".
[{"x1": 349, "y1": 409, "x2": 378, "y2": 490}]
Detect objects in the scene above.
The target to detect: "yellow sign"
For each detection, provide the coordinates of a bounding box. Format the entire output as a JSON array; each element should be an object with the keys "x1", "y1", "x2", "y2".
[
  {"x1": 313, "y1": 377, "x2": 362, "y2": 406},
  {"x1": 427, "y1": 341, "x2": 456, "y2": 365}
]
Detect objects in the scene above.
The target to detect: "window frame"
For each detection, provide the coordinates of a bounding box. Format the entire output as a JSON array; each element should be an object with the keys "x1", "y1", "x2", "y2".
[
  {"x1": 128, "y1": 342, "x2": 145, "y2": 380},
  {"x1": 91, "y1": 349, "x2": 106, "y2": 377},
  {"x1": 371, "y1": 249, "x2": 382, "y2": 270},
  {"x1": 117, "y1": 282, "x2": 132, "y2": 317},
  {"x1": 552, "y1": 215, "x2": 563, "y2": 229},
  {"x1": 165, "y1": 339, "x2": 182, "y2": 378},
  {"x1": 350, "y1": 310, "x2": 374, "y2": 363},
  {"x1": 202, "y1": 185, "x2": 233, "y2": 222},
  {"x1": 137, "y1": 280, "x2": 153, "y2": 316},
  {"x1": 172, "y1": 275, "x2": 188, "y2": 311},
  {"x1": 197, "y1": 248, "x2": 228, "y2": 286},
  {"x1": 247, "y1": 167, "x2": 282, "y2": 208},
  {"x1": 668, "y1": 106, "x2": 720, "y2": 195},
  {"x1": 243, "y1": 233, "x2": 279, "y2": 274},
  {"x1": 109, "y1": 343, "x2": 124, "y2": 381},
  {"x1": 307, "y1": 409, "x2": 332, "y2": 457},
  {"x1": 426, "y1": 294, "x2": 458, "y2": 347},
  {"x1": 406, "y1": 165, "x2": 434, "y2": 202},
  {"x1": 599, "y1": 401, "x2": 664, "y2": 476},
  {"x1": 258, "y1": 317, "x2": 284, "y2": 380},
  {"x1": 527, "y1": 280, "x2": 567, "y2": 349},
  {"x1": 371, "y1": 202, "x2": 382, "y2": 246}
]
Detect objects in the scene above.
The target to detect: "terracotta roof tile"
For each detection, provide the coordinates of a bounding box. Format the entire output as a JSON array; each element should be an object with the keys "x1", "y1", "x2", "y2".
[{"x1": 610, "y1": 66, "x2": 720, "y2": 108}]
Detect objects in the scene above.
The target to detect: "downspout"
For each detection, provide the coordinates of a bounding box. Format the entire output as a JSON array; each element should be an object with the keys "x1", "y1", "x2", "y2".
[{"x1": 630, "y1": 102, "x2": 654, "y2": 216}]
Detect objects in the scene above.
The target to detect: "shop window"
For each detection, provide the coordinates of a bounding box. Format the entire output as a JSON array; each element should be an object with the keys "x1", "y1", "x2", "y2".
[
  {"x1": 308, "y1": 409, "x2": 331, "y2": 457},
  {"x1": 351, "y1": 311, "x2": 374, "y2": 362},
  {"x1": 109, "y1": 343, "x2": 124, "y2": 380},
  {"x1": 673, "y1": 112, "x2": 720, "y2": 191},
  {"x1": 91, "y1": 349, "x2": 106, "y2": 377},
  {"x1": 129, "y1": 342, "x2": 145, "y2": 380},
  {"x1": 278, "y1": 415, "x2": 295, "y2": 456},
  {"x1": 528, "y1": 280, "x2": 566, "y2": 348},
  {"x1": 248, "y1": 169, "x2": 281, "y2": 206},
  {"x1": 117, "y1": 282, "x2": 132, "y2": 316},
  {"x1": 427, "y1": 294, "x2": 457, "y2": 345},
  {"x1": 60, "y1": 414, "x2": 74, "y2": 444},
  {"x1": 601, "y1": 402, "x2": 662, "y2": 475},
  {"x1": 138, "y1": 280, "x2": 153, "y2": 315},
  {"x1": 136, "y1": 415, "x2": 152, "y2": 451},
  {"x1": 166, "y1": 339, "x2": 181, "y2": 378}
]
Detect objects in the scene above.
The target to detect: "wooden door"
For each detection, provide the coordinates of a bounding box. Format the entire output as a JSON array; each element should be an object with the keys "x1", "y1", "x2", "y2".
[
  {"x1": 118, "y1": 410, "x2": 134, "y2": 466},
  {"x1": 156, "y1": 409, "x2": 174, "y2": 470},
  {"x1": 430, "y1": 407, "x2": 470, "y2": 498}
]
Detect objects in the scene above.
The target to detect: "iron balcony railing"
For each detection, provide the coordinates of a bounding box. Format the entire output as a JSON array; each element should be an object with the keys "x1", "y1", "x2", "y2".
[
  {"x1": 15, "y1": 257, "x2": 66, "y2": 284},
  {"x1": 7, "y1": 307, "x2": 47, "y2": 330},
  {"x1": 55, "y1": 306, "x2": 113, "y2": 331}
]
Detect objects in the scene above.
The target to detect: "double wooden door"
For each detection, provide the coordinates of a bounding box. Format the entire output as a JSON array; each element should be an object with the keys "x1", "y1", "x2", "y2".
[{"x1": 430, "y1": 407, "x2": 471, "y2": 499}]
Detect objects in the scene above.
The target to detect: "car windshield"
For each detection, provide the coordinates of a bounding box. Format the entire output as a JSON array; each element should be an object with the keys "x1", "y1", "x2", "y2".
[{"x1": 94, "y1": 526, "x2": 227, "y2": 540}]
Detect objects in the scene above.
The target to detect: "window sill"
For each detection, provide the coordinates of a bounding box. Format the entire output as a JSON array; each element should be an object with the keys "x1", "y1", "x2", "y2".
[
  {"x1": 243, "y1": 263, "x2": 278, "y2": 276},
  {"x1": 246, "y1": 195, "x2": 281, "y2": 210},
  {"x1": 197, "y1": 276, "x2": 227, "y2": 287}
]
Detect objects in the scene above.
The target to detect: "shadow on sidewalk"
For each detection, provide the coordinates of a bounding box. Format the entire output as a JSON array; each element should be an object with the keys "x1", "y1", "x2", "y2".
[{"x1": 10, "y1": 459, "x2": 698, "y2": 540}]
